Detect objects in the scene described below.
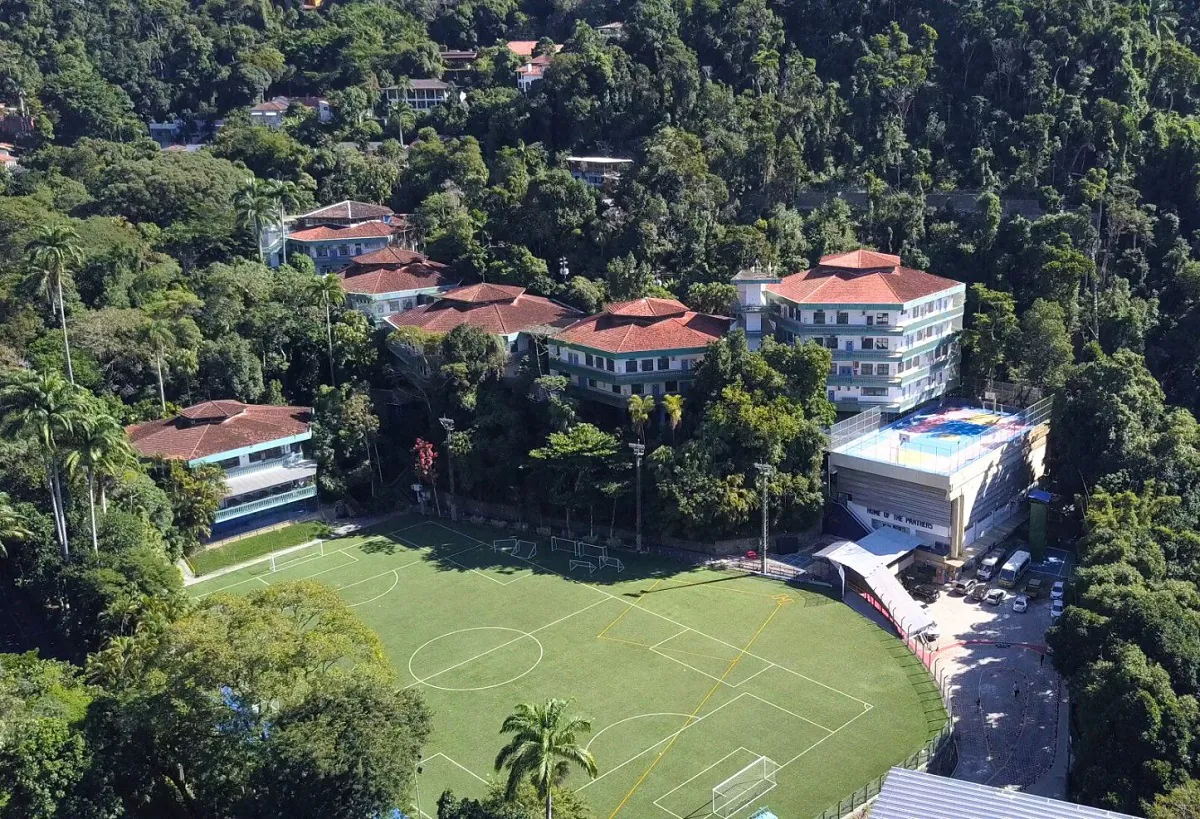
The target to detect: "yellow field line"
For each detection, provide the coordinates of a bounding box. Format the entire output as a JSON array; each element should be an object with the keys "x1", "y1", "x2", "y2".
[
  {"x1": 596, "y1": 635, "x2": 655, "y2": 648},
  {"x1": 596, "y1": 577, "x2": 665, "y2": 639},
  {"x1": 607, "y1": 598, "x2": 787, "y2": 819}
]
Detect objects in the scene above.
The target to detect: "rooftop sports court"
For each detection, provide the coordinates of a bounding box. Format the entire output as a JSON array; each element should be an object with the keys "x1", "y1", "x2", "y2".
[
  {"x1": 187, "y1": 517, "x2": 944, "y2": 819},
  {"x1": 831, "y1": 403, "x2": 1038, "y2": 475}
]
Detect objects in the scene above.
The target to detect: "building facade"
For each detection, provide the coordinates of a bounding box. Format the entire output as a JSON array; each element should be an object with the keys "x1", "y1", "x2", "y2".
[
  {"x1": 566, "y1": 156, "x2": 633, "y2": 189},
  {"x1": 549, "y1": 298, "x2": 731, "y2": 406},
  {"x1": 338, "y1": 246, "x2": 460, "y2": 325},
  {"x1": 287, "y1": 221, "x2": 397, "y2": 274},
  {"x1": 383, "y1": 79, "x2": 450, "y2": 111},
  {"x1": 125, "y1": 401, "x2": 317, "y2": 537},
  {"x1": 735, "y1": 249, "x2": 965, "y2": 414}
]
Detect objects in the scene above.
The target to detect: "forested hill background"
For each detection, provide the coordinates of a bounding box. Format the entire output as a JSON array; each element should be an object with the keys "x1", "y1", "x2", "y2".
[{"x1": 7, "y1": 0, "x2": 1200, "y2": 816}]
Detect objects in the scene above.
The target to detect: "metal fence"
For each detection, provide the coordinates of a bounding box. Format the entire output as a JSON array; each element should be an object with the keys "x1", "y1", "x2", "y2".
[{"x1": 826, "y1": 407, "x2": 884, "y2": 451}]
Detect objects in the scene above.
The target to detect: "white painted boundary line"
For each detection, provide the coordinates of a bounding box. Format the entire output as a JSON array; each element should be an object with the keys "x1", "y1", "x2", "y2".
[
  {"x1": 653, "y1": 746, "x2": 772, "y2": 819},
  {"x1": 192, "y1": 545, "x2": 358, "y2": 597},
  {"x1": 431, "y1": 520, "x2": 876, "y2": 712}
]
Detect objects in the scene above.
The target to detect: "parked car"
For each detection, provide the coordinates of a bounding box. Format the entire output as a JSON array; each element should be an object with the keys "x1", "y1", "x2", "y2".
[
  {"x1": 1051, "y1": 580, "x2": 1066, "y2": 601},
  {"x1": 1050, "y1": 599, "x2": 1065, "y2": 620},
  {"x1": 1012, "y1": 594, "x2": 1029, "y2": 613},
  {"x1": 1025, "y1": 577, "x2": 1044, "y2": 599},
  {"x1": 969, "y1": 583, "x2": 988, "y2": 601},
  {"x1": 985, "y1": 588, "x2": 1007, "y2": 606},
  {"x1": 912, "y1": 584, "x2": 941, "y2": 603},
  {"x1": 952, "y1": 578, "x2": 977, "y2": 595}
]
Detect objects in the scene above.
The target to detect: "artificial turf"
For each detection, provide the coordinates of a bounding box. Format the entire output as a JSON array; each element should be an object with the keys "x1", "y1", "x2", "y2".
[
  {"x1": 187, "y1": 521, "x2": 329, "y2": 576},
  {"x1": 187, "y1": 517, "x2": 945, "y2": 819}
]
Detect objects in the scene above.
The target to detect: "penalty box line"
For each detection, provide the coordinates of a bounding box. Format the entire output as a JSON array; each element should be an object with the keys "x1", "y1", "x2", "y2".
[{"x1": 428, "y1": 521, "x2": 875, "y2": 713}]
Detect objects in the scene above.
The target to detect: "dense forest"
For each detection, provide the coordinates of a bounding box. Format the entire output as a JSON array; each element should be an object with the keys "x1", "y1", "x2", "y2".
[{"x1": 5, "y1": 0, "x2": 1200, "y2": 815}]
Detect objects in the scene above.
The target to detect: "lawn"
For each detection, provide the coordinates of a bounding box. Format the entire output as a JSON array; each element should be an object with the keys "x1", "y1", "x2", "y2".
[
  {"x1": 188, "y1": 518, "x2": 945, "y2": 819},
  {"x1": 187, "y1": 521, "x2": 329, "y2": 576}
]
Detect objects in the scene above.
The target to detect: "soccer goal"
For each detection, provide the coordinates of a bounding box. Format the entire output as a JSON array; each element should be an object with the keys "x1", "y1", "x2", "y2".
[
  {"x1": 511, "y1": 540, "x2": 538, "y2": 560},
  {"x1": 270, "y1": 540, "x2": 324, "y2": 572},
  {"x1": 551, "y1": 536, "x2": 579, "y2": 556},
  {"x1": 493, "y1": 538, "x2": 518, "y2": 553},
  {"x1": 712, "y1": 756, "x2": 780, "y2": 819},
  {"x1": 599, "y1": 555, "x2": 624, "y2": 574},
  {"x1": 579, "y1": 541, "x2": 608, "y2": 561}
]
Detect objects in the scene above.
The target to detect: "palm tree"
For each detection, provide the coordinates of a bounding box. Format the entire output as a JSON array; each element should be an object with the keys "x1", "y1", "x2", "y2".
[
  {"x1": 0, "y1": 369, "x2": 82, "y2": 559},
  {"x1": 495, "y1": 699, "x2": 597, "y2": 819},
  {"x1": 26, "y1": 224, "x2": 83, "y2": 384},
  {"x1": 139, "y1": 317, "x2": 175, "y2": 412},
  {"x1": 234, "y1": 177, "x2": 274, "y2": 264},
  {"x1": 306, "y1": 273, "x2": 346, "y2": 386},
  {"x1": 0, "y1": 492, "x2": 32, "y2": 559},
  {"x1": 65, "y1": 411, "x2": 135, "y2": 553},
  {"x1": 627, "y1": 394, "x2": 655, "y2": 443},
  {"x1": 263, "y1": 179, "x2": 302, "y2": 266},
  {"x1": 662, "y1": 394, "x2": 684, "y2": 443}
]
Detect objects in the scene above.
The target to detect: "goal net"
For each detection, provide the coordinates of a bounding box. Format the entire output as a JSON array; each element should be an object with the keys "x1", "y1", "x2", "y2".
[
  {"x1": 551, "y1": 536, "x2": 579, "y2": 556},
  {"x1": 493, "y1": 538, "x2": 518, "y2": 553},
  {"x1": 712, "y1": 756, "x2": 780, "y2": 818},
  {"x1": 511, "y1": 540, "x2": 537, "y2": 560},
  {"x1": 270, "y1": 540, "x2": 324, "y2": 572}
]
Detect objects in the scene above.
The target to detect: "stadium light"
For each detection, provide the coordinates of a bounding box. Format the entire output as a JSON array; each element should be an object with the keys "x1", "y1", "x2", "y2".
[
  {"x1": 439, "y1": 417, "x2": 458, "y2": 522},
  {"x1": 754, "y1": 463, "x2": 774, "y2": 574},
  {"x1": 630, "y1": 443, "x2": 645, "y2": 552}
]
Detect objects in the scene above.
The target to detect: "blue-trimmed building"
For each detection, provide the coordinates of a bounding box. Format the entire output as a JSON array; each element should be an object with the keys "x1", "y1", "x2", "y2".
[
  {"x1": 126, "y1": 400, "x2": 318, "y2": 538},
  {"x1": 734, "y1": 250, "x2": 965, "y2": 414}
]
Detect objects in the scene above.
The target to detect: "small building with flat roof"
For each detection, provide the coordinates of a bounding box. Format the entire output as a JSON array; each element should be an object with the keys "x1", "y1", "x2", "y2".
[{"x1": 826, "y1": 397, "x2": 1051, "y2": 576}]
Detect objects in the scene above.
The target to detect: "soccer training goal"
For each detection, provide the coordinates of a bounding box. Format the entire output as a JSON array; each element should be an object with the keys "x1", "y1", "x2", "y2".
[
  {"x1": 494, "y1": 538, "x2": 518, "y2": 553},
  {"x1": 551, "y1": 536, "x2": 579, "y2": 556},
  {"x1": 712, "y1": 756, "x2": 780, "y2": 819},
  {"x1": 270, "y1": 540, "x2": 325, "y2": 572},
  {"x1": 511, "y1": 540, "x2": 537, "y2": 560}
]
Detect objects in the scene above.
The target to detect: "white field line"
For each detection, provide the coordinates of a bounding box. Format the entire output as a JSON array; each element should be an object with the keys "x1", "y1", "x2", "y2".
[
  {"x1": 192, "y1": 545, "x2": 357, "y2": 597},
  {"x1": 777, "y1": 706, "x2": 874, "y2": 770},
  {"x1": 347, "y1": 570, "x2": 400, "y2": 607},
  {"x1": 403, "y1": 597, "x2": 611, "y2": 690},
  {"x1": 652, "y1": 746, "x2": 751, "y2": 806},
  {"x1": 428, "y1": 752, "x2": 490, "y2": 784},
  {"x1": 432, "y1": 521, "x2": 876, "y2": 711}
]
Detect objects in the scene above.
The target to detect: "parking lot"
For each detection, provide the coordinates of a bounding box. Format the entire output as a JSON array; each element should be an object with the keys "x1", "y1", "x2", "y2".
[{"x1": 917, "y1": 548, "x2": 1073, "y2": 796}]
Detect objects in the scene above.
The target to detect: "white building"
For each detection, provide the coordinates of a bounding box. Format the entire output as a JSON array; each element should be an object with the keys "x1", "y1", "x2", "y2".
[
  {"x1": 734, "y1": 249, "x2": 966, "y2": 414},
  {"x1": 338, "y1": 246, "x2": 460, "y2": 325},
  {"x1": 826, "y1": 398, "x2": 1051, "y2": 574},
  {"x1": 383, "y1": 79, "x2": 451, "y2": 112}
]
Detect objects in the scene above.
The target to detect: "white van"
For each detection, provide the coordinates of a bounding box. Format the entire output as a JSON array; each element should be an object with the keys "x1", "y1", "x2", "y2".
[{"x1": 977, "y1": 554, "x2": 1001, "y2": 581}]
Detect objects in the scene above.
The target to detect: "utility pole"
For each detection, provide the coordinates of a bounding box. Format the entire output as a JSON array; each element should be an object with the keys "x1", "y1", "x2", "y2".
[
  {"x1": 630, "y1": 443, "x2": 645, "y2": 552},
  {"x1": 439, "y1": 417, "x2": 458, "y2": 522},
  {"x1": 754, "y1": 462, "x2": 773, "y2": 574}
]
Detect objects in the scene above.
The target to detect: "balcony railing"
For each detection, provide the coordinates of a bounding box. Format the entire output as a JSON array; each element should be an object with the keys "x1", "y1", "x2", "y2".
[
  {"x1": 215, "y1": 485, "x2": 317, "y2": 523},
  {"x1": 224, "y1": 453, "x2": 305, "y2": 478}
]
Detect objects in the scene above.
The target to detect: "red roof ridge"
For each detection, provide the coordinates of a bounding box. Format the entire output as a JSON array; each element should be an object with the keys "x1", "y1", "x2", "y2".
[
  {"x1": 607, "y1": 297, "x2": 688, "y2": 318},
  {"x1": 443, "y1": 283, "x2": 525, "y2": 303},
  {"x1": 819, "y1": 249, "x2": 902, "y2": 270}
]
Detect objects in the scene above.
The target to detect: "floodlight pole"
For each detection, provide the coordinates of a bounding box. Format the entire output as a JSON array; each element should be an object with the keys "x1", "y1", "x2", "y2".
[
  {"x1": 754, "y1": 463, "x2": 773, "y2": 574},
  {"x1": 439, "y1": 417, "x2": 458, "y2": 522},
  {"x1": 630, "y1": 443, "x2": 645, "y2": 552},
  {"x1": 415, "y1": 755, "x2": 424, "y2": 818}
]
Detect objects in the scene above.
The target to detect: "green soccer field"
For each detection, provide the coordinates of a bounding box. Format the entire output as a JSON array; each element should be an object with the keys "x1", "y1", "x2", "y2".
[{"x1": 187, "y1": 517, "x2": 945, "y2": 819}]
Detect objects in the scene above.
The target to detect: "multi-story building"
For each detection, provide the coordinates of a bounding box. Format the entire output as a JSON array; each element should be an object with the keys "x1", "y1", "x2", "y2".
[
  {"x1": 383, "y1": 79, "x2": 451, "y2": 112},
  {"x1": 567, "y1": 156, "x2": 632, "y2": 189},
  {"x1": 125, "y1": 401, "x2": 317, "y2": 538},
  {"x1": 293, "y1": 200, "x2": 395, "y2": 230},
  {"x1": 735, "y1": 249, "x2": 965, "y2": 414},
  {"x1": 287, "y1": 221, "x2": 398, "y2": 274},
  {"x1": 386, "y1": 283, "x2": 580, "y2": 374},
  {"x1": 549, "y1": 298, "x2": 731, "y2": 406},
  {"x1": 508, "y1": 41, "x2": 561, "y2": 92},
  {"x1": 339, "y1": 246, "x2": 460, "y2": 325}
]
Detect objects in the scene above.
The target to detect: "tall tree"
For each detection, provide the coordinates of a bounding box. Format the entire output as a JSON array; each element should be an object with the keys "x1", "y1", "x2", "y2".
[
  {"x1": 64, "y1": 410, "x2": 135, "y2": 553},
  {"x1": 138, "y1": 317, "x2": 175, "y2": 413},
  {"x1": 0, "y1": 369, "x2": 82, "y2": 560},
  {"x1": 627, "y1": 394, "x2": 655, "y2": 443},
  {"x1": 663, "y1": 394, "x2": 684, "y2": 443},
  {"x1": 234, "y1": 177, "x2": 274, "y2": 264},
  {"x1": 307, "y1": 274, "x2": 346, "y2": 387},
  {"x1": 25, "y1": 224, "x2": 84, "y2": 384},
  {"x1": 0, "y1": 492, "x2": 31, "y2": 559},
  {"x1": 494, "y1": 699, "x2": 597, "y2": 819}
]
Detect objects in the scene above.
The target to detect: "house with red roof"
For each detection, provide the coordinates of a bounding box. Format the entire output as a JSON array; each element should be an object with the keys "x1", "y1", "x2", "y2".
[
  {"x1": 125, "y1": 401, "x2": 317, "y2": 537},
  {"x1": 734, "y1": 249, "x2": 966, "y2": 413},
  {"x1": 549, "y1": 298, "x2": 732, "y2": 406},
  {"x1": 509, "y1": 41, "x2": 562, "y2": 92},
  {"x1": 282, "y1": 201, "x2": 409, "y2": 273},
  {"x1": 338, "y1": 247, "x2": 461, "y2": 325},
  {"x1": 249, "y1": 96, "x2": 331, "y2": 130},
  {"x1": 386, "y1": 283, "x2": 581, "y2": 366}
]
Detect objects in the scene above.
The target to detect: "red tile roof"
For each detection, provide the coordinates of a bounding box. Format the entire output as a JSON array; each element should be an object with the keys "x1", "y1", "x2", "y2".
[
  {"x1": 385, "y1": 287, "x2": 580, "y2": 336},
  {"x1": 607, "y1": 297, "x2": 689, "y2": 318},
  {"x1": 251, "y1": 96, "x2": 291, "y2": 114},
  {"x1": 442, "y1": 283, "x2": 525, "y2": 304},
  {"x1": 554, "y1": 306, "x2": 731, "y2": 354},
  {"x1": 288, "y1": 221, "x2": 396, "y2": 242},
  {"x1": 299, "y1": 200, "x2": 394, "y2": 222},
  {"x1": 339, "y1": 250, "x2": 457, "y2": 296},
  {"x1": 767, "y1": 249, "x2": 961, "y2": 305},
  {"x1": 126, "y1": 402, "x2": 311, "y2": 462}
]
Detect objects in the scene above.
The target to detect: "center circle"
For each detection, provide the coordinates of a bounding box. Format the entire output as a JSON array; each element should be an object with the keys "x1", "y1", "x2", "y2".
[{"x1": 408, "y1": 626, "x2": 544, "y2": 692}]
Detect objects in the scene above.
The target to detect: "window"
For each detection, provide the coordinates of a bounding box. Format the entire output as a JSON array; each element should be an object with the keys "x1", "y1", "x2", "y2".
[
  {"x1": 650, "y1": 383, "x2": 661, "y2": 395},
  {"x1": 876, "y1": 313, "x2": 890, "y2": 325},
  {"x1": 567, "y1": 352, "x2": 580, "y2": 365},
  {"x1": 217, "y1": 456, "x2": 240, "y2": 470},
  {"x1": 338, "y1": 244, "x2": 350, "y2": 256},
  {"x1": 680, "y1": 359, "x2": 691, "y2": 371},
  {"x1": 585, "y1": 353, "x2": 594, "y2": 367},
  {"x1": 862, "y1": 387, "x2": 889, "y2": 396},
  {"x1": 838, "y1": 366, "x2": 852, "y2": 376},
  {"x1": 587, "y1": 378, "x2": 597, "y2": 388},
  {"x1": 877, "y1": 337, "x2": 888, "y2": 349},
  {"x1": 641, "y1": 359, "x2": 654, "y2": 372},
  {"x1": 861, "y1": 363, "x2": 874, "y2": 375},
  {"x1": 626, "y1": 360, "x2": 637, "y2": 373},
  {"x1": 825, "y1": 337, "x2": 838, "y2": 349},
  {"x1": 813, "y1": 310, "x2": 826, "y2": 325},
  {"x1": 866, "y1": 315, "x2": 874, "y2": 326},
  {"x1": 611, "y1": 384, "x2": 622, "y2": 394},
  {"x1": 388, "y1": 300, "x2": 401, "y2": 312},
  {"x1": 606, "y1": 358, "x2": 615, "y2": 372},
  {"x1": 657, "y1": 356, "x2": 670, "y2": 371},
  {"x1": 836, "y1": 312, "x2": 849, "y2": 325},
  {"x1": 316, "y1": 247, "x2": 329, "y2": 258},
  {"x1": 631, "y1": 384, "x2": 643, "y2": 395},
  {"x1": 862, "y1": 338, "x2": 875, "y2": 350},
  {"x1": 877, "y1": 364, "x2": 889, "y2": 375},
  {"x1": 250, "y1": 446, "x2": 284, "y2": 463},
  {"x1": 665, "y1": 380, "x2": 678, "y2": 392},
  {"x1": 403, "y1": 300, "x2": 414, "y2": 310}
]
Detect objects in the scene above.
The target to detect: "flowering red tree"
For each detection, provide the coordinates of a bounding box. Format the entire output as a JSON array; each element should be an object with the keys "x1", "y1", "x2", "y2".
[{"x1": 412, "y1": 438, "x2": 438, "y2": 483}]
